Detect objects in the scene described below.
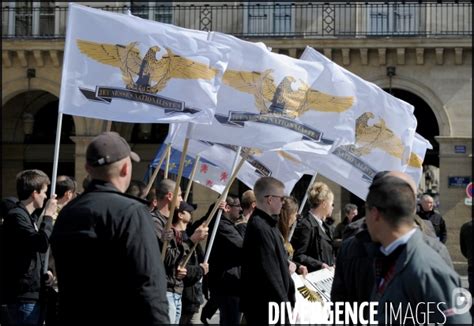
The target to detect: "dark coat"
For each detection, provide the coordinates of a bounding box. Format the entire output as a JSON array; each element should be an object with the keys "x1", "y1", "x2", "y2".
[
  {"x1": 240, "y1": 208, "x2": 295, "y2": 325},
  {"x1": 291, "y1": 212, "x2": 334, "y2": 271},
  {"x1": 0, "y1": 202, "x2": 53, "y2": 303},
  {"x1": 333, "y1": 217, "x2": 350, "y2": 240},
  {"x1": 371, "y1": 230, "x2": 471, "y2": 325},
  {"x1": 50, "y1": 180, "x2": 169, "y2": 326},
  {"x1": 207, "y1": 214, "x2": 243, "y2": 296},
  {"x1": 460, "y1": 220, "x2": 472, "y2": 268},
  {"x1": 332, "y1": 223, "x2": 454, "y2": 305},
  {"x1": 331, "y1": 229, "x2": 378, "y2": 305},
  {"x1": 181, "y1": 241, "x2": 205, "y2": 314},
  {"x1": 417, "y1": 209, "x2": 447, "y2": 243}
]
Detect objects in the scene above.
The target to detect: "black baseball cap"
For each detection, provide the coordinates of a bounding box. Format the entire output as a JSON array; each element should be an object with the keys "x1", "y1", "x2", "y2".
[
  {"x1": 177, "y1": 201, "x2": 195, "y2": 214},
  {"x1": 86, "y1": 132, "x2": 140, "y2": 166}
]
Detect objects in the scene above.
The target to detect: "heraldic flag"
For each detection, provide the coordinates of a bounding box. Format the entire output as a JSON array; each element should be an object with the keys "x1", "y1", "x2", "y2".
[
  {"x1": 58, "y1": 3, "x2": 230, "y2": 124},
  {"x1": 186, "y1": 32, "x2": 357, "y2": 152},
  {"x1": 275, "y1": 46, "x2": 419, "y2": 200},
  {"x1": 406, "y1": 133, "x2": 433, "y2": 187}
]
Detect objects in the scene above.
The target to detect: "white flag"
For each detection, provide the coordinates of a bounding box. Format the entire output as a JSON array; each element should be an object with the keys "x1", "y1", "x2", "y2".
[
  {"x1": 167, "y1": 124, "x2": 309, "y2": 193},
  {"x1": 59, "y1": 3, "x2": 230, "y2": 124},
  {"x1": 406, "y1": 133, "x2": 433, "y2": 187},
  {"x1": 187, "y1": 32, "x2": 357, "y2": 151},
  {"x1": 276, "y1": 47, "x2": 418, "y2": 200}
]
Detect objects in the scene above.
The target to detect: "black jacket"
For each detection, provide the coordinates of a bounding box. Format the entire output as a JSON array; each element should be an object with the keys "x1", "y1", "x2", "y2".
[
  {"x1": 162, "y1": 227, "x2": 203, "y2": 295},
  {"x1": 460, "y1": 220, "x2": 472, "y2": 268},
  {"x1": 417, "y1": 209, "x2": 447, "y2": 243},
  {"x1": 331, "y1": 229, "x2": 378, "y2": 305},
  {"x1": 291, "y1": 212, "x2": 334, "y2": 272},
  {"x1": 207, "y1": 215, "x2": 244, "y2": 296},
  {"x1": 241, "y1": 208, "x2": 295, "y2": 325},
  {"x1": 50, "y1": 180, "x2": 169, "y2": 325},
  {"x1": 0, "y1": 202, "x2": 53, "y2": 303},
  {"x1": 181, "y1": 239, "x2": 205, "y2": 314}
]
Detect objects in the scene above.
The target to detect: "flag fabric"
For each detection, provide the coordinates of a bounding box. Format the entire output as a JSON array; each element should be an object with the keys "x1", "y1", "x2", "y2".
[
  {"x1": 300, "y1": 46, "x2": 417, "y2": 168},
  {"x1": 58, "y1": 3, "x2": 230, "y2": 124},
  {"x1": 291, "y1": 269, "x2": 334, "y2": 323},
  {"x1": 147, "y1": 145, "x2": 231, "y2": 194},
  {"x1": 274, "y1": 47, "x2": 419, "y2": 200},
  {"x1": 186, "y1": 32, "x2": 357, "y2": 151},
  {"x1": 165, "y1": 124, "x2": 310, "y2": 193},
  {"x1": 406, "y1": 133, "x2": 433, "y2": 187}
]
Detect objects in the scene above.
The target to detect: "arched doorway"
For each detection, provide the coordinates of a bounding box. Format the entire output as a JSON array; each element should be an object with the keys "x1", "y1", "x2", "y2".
[{"x1": 1, "y1": 91, "x2": 76, "y2": 197}]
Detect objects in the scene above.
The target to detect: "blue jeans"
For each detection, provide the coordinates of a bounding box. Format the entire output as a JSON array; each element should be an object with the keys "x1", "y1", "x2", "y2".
[
  {"x1": 166, "y1": 291, "x2": 182, "y2": 324},
  {"x1": 0, "y1": 302, "x2": 42, "y2": 326}
]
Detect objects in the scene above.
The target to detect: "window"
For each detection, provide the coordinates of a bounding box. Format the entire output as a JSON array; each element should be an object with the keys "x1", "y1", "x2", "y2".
[
  {"x1": 8, "y1": 1, "x2": 55, "y2": 37},
  {"x1": 368, "y1": 2, "x2": 419, "y2": 36},
  {"x1": 131, "y1": 1, "x2": 172, "y2": 24},
  {"x1": 246, "y1": 1, "x2": 293, "y2": 36}
]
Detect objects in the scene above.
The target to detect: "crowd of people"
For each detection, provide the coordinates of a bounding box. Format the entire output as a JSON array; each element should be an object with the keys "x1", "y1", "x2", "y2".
[{"x1": 0, "y1": 131, "x2": 472, "y2": 325}]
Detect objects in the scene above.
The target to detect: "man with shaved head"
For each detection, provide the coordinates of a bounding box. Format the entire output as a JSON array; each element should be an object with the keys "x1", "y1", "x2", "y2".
[
  {"x1": 331, "y1": 170, "x2": 455, "y2": 321},
  {"x1": 365, "y1": 175, "x2": 470, "y2": 324}
]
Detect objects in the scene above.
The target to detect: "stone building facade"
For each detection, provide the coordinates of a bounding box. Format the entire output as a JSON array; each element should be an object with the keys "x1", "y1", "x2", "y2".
[{"x1": 1, "y1": 1, "x2": 472, "y2": 268}]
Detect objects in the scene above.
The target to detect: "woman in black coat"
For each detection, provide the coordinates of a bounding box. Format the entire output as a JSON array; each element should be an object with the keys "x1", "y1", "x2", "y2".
[{"x1": 291, "y1": 181, "x2": 335, "y2": 272}]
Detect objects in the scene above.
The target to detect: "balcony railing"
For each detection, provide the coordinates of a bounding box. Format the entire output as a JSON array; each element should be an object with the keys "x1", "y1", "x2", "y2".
[{"x1": 1, "y1": 2, "x2": 472, "y2": 39}]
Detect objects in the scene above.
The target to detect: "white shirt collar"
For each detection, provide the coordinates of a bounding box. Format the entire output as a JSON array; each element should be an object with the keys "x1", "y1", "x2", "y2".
[
  {"x1": 380, "y1": 228, "x2": 417, "y2": 256},
  {"x1": 309, "y1": 211, "x2": 324, "y2": 228}
]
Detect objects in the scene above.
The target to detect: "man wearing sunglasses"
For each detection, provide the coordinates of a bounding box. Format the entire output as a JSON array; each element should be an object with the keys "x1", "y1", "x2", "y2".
[{"x1": 240, "y1": 177, "x2": 295, "y2": 325}]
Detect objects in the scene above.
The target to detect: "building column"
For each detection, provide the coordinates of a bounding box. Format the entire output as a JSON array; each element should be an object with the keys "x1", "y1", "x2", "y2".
[
  {"x1": 70, "y1": 136, "x2": 95, "y2": 192},
  {"x1": 435, "y1": 136, "x2": 472, "y2": 266}
]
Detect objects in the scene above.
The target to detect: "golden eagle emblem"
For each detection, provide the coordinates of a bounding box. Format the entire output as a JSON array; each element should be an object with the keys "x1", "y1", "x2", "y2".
[
  {"x1": 223, "y1": 69, "x2": 354, "y2": 117},
  {"x1": 297, "y1": 285, "x2": 324, "y2": 303},
  {"x1": 408, "y1": 152, "x2": 423, "y2": 168},
  {"x1": 76, "y1": 39, "x2": 218, "y2": 93},
  {"x1": 340, "y1": 112, "x2": 405, "y2": 160}
]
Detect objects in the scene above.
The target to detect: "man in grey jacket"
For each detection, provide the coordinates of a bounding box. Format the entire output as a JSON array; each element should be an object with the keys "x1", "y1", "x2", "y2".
[{"x1": 365, "y1": 175, "x2": 471, "y2": 325}]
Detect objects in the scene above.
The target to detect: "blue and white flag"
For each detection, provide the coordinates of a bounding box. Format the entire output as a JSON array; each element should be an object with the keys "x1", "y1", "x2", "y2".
[{"x1": 147, "y1": 145, "x2": 231, "y2": 194}]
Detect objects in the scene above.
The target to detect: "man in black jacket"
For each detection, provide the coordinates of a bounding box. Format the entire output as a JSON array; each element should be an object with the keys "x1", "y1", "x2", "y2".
[
  {"x1": 207, "y1": 195, "x2": 244, "y2": 325},
  {"x1": 0, "y1": 169, "x2": 57, "y2": 326},
  {"x1": 50, "y1": 132, "x2": 169, "y2": 325},
  {"x1": 241, "y1": 177, "x2": 295, "y2": 325},
  {"x1": 418, "y1": 194, "x2": 447, "y2": 243}
]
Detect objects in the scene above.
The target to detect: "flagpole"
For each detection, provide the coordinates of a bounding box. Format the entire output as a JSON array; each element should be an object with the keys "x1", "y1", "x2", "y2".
[
  {"x1": 161, "y1": 123, "x2": 194, "y2": 261},
  {"x1": 143, "y1": 143, "x2": 171, "y2": 197},
  {"x1": 183, "y1": 154, "x2": 201, "y2": 202},
  {"x1": 297, "y1": 172, "x2": 318, "y2": 216},
  {"x1": 164, "y1": 145, "x2": 171, "y2": 178},
  {"x1": 203, "y1": 146, "x2": 241, "y2": 263},
  {"x1": 43, "y1": 111, "x2": 64, "y2": 275},
  {"x1": 180, "y1": 150, "x2": 246, "y2": 267},
  {"x1": 289, "y1": 172, "x2": 317, "y2": 242}
]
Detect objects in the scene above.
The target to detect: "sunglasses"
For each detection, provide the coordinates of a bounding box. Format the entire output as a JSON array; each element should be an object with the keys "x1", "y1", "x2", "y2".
[{"x1": 264, "y1": 195, "x2": 285, "y2": 202}]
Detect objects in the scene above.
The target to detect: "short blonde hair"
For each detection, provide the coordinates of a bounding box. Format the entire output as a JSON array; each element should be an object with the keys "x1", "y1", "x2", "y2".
[
  {"x1": 241, "y1": 190, "x2": 256, "y2": 210},
  {"x1": 307, "y1": 181, "x2": 333, "y2": 208},
  {"x1": 254, "y1": 177, "x2": 284, "y2": 202}
]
